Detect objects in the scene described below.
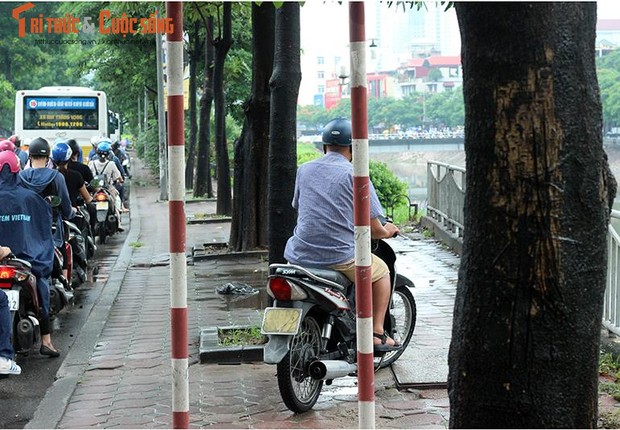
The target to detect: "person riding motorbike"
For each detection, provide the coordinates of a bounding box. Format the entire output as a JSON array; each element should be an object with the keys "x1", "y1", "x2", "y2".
[
  {"x1": 86, "y1": 135, "x2": 101, "y2": 163},
  {"x1": 88, "y1": 140, "x2": 125, "y2": 230},
  {"x1": 67, "y1": 139, "x2": 93, "y2": 184},
  {"x1": 20, "y1": 138, "x2": 76, "y2": 320},
  {"x1": 283, "y1": 118, "x2": 401, "y2": 352},
  {"x1": 51, "y1": 141, "x2": 93, "y2": 208},
  {"x1": 91, "y1": 139, "x2": 127, "y2": 209},
  {"x1": 9, "y1": 135, "x2": 28, "y2": 169},
  {"x1": 0, "y1": 140, "x2": 16, "y2": 153},
  {"x1": 0, "y1": 151, "x2": 59, "y2": 357},
  {"x1": 0, "y1": 245, "x2": 21, "y2": 375},
  {"x1": 67, "y1": 139, "x2": 96, "y2": 233}
]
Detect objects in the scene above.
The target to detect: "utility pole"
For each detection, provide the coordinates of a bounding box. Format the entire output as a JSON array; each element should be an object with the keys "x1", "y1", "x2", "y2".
[
  {"x1": 156, "y1": 13, "x2": 168, "y2": 201},
  {"x1": 144, "y1": 87, "x2": 148, "y2": 132},
  {"x1": 166, "y1": 2, "x2": 188, "y2": 428},
  {"x1": 349, "y1": 2, "x2": 375, "y2": 429},
  {"x1": 137, "y1": 95, "x2": 142, "y2": 134}
]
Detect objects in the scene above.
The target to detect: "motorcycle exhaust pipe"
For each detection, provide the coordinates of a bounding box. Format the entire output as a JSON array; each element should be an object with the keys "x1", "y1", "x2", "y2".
[{"x1": 308, "y1": 360, "x2": 357, "y2": 381}]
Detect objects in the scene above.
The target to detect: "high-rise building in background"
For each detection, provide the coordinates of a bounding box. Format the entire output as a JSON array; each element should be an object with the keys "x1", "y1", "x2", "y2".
[
  {"x1": 298, "y1": 2, "x2": 461, "y2": 107},
  {"x1": 299, "y1": 2, "x2": 620, "y2": 108}
]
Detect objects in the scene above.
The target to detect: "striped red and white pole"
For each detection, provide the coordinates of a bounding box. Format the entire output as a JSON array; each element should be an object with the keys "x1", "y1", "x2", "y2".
[
  {"x1": 166, "y1": 2, "x2": 188, "y2": 429},
  {"x1": 349, "y1": 2, "x2": 374, "y2": 429}
]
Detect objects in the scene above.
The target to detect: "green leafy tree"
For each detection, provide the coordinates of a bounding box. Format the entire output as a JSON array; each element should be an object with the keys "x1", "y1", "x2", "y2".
[
  {"x1": 0, "y1": 2, "x2": 74, "y2": 132},
  {"x1": 597, "y1": 50, "x2": 620, "y2": 131},
  {"x1": 369, "y1": 160, "x2": 408, "y2": 211},
  {"x1": 0, "y1": 78, "x2": 16, "y2": 133},
  {"x1": 58, "y1": 2, "x2": 159, "y2": 134},
  {"x1": 300, "y1": 90, "x2": 464, "y2": 133}
]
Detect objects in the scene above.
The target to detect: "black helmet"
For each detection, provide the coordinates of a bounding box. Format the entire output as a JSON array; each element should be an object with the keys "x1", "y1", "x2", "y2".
[
  {"x1": 322, "y1": 118, "x2": 352, "y2": 146},
  {"x1": 66, "y1": 139, "x2": 80, "y2": 157},
  {"x1": 28, "y1": 137, "x2": 50, "y2": 157}
]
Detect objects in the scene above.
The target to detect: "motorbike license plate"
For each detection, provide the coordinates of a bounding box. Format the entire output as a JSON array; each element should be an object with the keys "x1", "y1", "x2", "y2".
[
  {"x1": 96, "y1": 201, "x2": 109, "y2": 211},
  {"x1": 261, "y1": 307, "x2": 302, "y2": 335},
  {"x1": 2, "y1": 290, "x2": 19, "y2": 311}
]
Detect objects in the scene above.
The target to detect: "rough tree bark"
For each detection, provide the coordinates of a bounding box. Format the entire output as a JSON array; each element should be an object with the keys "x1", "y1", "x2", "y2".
[
  {"x1": 268, "y1": 2, "x2": 301, "y2": 264},
  {"x1": 194, "y1": 16, "x2": 214, "y2": 199},
  {"x1": 448, "y1": 3, "x2": 617, "y2": 428},
  {"x1": 213, "y1": 3, "x2": 232, "y2": 215},
  {"x1": 230, "y1": 3, "x2": 275, "y2": 252},
  {"x1": 185, "y1": 20, "x2": 201, "y2": 190}
]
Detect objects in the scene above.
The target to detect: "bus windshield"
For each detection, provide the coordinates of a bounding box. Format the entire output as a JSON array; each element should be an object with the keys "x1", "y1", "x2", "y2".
[
  {"x1": 23, "y1": 96, "x2": 100, "y2": 130},
  {"x1": 14, "y1": 86, "x2": 109, "y2": 158}
]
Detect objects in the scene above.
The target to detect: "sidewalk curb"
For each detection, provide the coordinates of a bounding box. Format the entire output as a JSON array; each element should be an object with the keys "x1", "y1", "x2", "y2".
[{"x1": 26, "y1": 185, "x2": 141, "y2": 429}]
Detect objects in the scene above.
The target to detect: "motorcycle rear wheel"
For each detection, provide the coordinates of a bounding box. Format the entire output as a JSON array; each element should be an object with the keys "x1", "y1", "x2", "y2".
[
  {"x1": 277, "y1": 314, "x2": 323, "y2": 413},
  {"x1": 378, "y1": 285, "x2": 416, "y2": 368}
]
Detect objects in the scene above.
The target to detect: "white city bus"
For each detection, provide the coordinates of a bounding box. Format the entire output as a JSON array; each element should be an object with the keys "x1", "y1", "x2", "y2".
[{"x1": 14, "y1": 86, "x2": 109, "y2": 159}]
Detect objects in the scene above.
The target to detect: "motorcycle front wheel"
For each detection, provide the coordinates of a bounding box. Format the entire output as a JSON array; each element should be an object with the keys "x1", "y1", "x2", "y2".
[
  {"x1": 378, "y1": 285, "x2": 417, "y2": 368},
  {"x1": 277, "y1": 314, "x2": 323, "y2": 413}
]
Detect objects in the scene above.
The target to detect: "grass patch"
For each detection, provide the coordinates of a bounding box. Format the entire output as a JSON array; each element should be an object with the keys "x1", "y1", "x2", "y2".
[
  {"x1": 297, "y1": 143, "x2": 322, "y2": 166},
  {"x1": 601, "y1": 352, "x2": 620, "y2": 378},
  {"x1": 387, "y1": 203, "x2": 426, "y2": 226},
  {"x1": 191, "y1": 213, "x2": 228, "y2": 220},
  {"x1": 600, "y1": 409, "x2": 620, "y2": 429},
  {"x1": 129, "y1": 242, "x2": 144, "y2": 248},
  {"x1": 218, "y1": 326, "x2": 267, "y2": 346},
  {"x1": 600, "y1": 352, "x2": 620, "y2": 401}
]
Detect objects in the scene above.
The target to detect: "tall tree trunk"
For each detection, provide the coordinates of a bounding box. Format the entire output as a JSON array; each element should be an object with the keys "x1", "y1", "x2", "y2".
[
  {"x1": 194, "y1": 16, "x2": 214, "y2": 199},
  {"x1": 268, "y1": 2, "x2": 301, "y2": 264},
  {"x1": 185, "y1": 20, "x2": 201, "y2": 190},
  {"x1": 230, "y1": 3, "x2": 275, "y2": 252},
  {"x1": 448, "y1": 3, "x2": 616, "y2": 428},
  {"x1": 213, "y1": 3, "x2": 233, "y2": 215}
]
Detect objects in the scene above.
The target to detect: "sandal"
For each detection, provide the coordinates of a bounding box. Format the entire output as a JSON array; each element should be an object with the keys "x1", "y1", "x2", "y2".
[{"x1": 373, "y1": 331, "x2": 401, "y2": 352}]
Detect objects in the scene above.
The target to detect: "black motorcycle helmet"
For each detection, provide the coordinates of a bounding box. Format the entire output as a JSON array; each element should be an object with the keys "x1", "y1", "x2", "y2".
[
  {"x1": 67, "y1": 139, "x2": 80, "y2": 158},
  {"x1": 322, "y1": 118, "x2": 352, "y2": 146},
  {"x1": 28, "y1": 137, "x2": 50, "y2": 157}
]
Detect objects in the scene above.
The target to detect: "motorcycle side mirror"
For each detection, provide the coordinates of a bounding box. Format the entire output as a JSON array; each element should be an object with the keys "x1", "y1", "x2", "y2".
[
  {"x1": 45, "y1": 195, "x2": 62, "y2": 208},
  {"x1": 89, "y1": 177, "x2": 103, "y2": 188}
]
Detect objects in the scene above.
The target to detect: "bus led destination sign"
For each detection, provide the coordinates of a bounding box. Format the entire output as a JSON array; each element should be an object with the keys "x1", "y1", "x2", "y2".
[{"x1": 26, "y1": 97, "x2": 97, "y2": 110}]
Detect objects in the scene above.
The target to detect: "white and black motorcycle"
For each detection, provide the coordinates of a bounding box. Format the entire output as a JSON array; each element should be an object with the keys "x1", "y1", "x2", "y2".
[{"x1": 262, "y1": 235, "x2": 417, "y2": 413}]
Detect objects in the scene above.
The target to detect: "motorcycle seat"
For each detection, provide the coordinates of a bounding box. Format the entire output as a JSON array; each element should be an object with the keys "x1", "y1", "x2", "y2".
[
  {"x1": 306, "y1": 268, "x2": 352, "y2": 289},
  {"x1": 272, "y1": 264, "x2": 352, "y2": 291}
]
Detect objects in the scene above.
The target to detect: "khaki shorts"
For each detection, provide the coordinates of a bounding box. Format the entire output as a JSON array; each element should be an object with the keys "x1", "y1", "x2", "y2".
[{"x1": 330, "y1": 254, "x2": 389, "y2": 283}]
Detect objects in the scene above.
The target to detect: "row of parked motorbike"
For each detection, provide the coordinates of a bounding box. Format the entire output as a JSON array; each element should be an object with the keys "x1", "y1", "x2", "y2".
[{"x1": 0, "y1": 175, "x2": 123, "y2": 355}]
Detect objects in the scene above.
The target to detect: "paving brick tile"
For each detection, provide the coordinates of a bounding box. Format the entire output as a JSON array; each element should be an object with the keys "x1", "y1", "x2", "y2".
[
  {"x1": 58, "y1": 414, "x2": 109, "y2": 428},
  {"x1": 63, "y1": 400, "x2": 113, "y2": 414},
  {"x1": 103, "y1": 415, "x2": 156, "y2": 427},
  {"x1": 382, "y1": 398, "x2": 429, "y2": 412},
  {"x1": 388, "y1": 412, "x2": 447, "y2": 428}
]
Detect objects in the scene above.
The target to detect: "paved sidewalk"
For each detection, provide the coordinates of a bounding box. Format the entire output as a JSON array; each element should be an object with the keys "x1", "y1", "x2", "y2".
[
  {"x1": 25, "y1": 159, "x2": 458, "y2": 429},
  {"x1": 25, "y1": 158, "x2": 620, "y2": 429}
]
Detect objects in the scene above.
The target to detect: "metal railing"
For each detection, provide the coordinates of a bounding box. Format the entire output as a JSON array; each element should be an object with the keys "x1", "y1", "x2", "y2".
[
  {"x1": 425, "y1": 161, "x2": 620, "y2": 335},
  {"x1": 604, "y1": 210, "x2": 620, "y2": 335},
  {"x1": 426, "y1": 160, "x2": 466, "y2": 237}
]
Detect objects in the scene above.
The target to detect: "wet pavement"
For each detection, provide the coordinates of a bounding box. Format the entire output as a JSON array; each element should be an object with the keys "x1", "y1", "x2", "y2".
[{"x1": 24, "y1": 157, "x2": 620, "y2": 429}]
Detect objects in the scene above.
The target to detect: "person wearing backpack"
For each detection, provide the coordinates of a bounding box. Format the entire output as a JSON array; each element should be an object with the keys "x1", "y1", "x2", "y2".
[{"x1": 88, "y1": 140, "x2": 125, "y2": 230}]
